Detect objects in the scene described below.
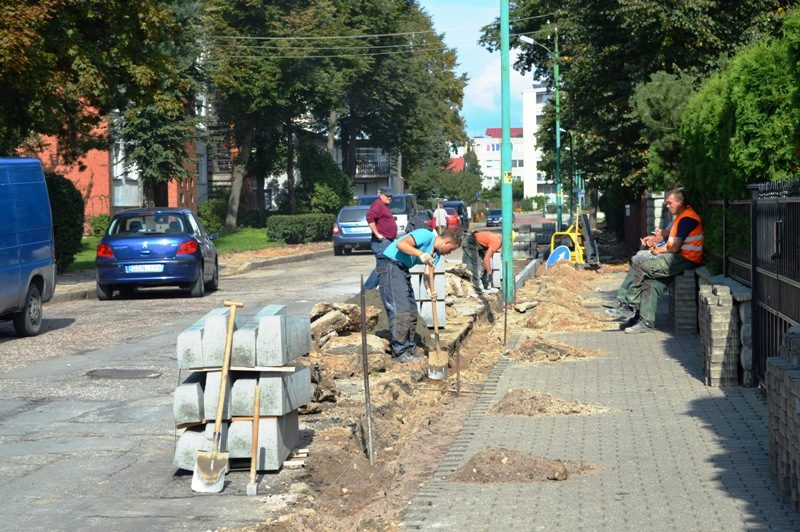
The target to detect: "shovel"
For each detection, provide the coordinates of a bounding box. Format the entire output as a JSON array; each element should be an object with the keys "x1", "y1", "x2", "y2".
[
  {"x1": 192, "y1": 300, "x2": 244, "y2": 493},
  {"x1": 426, "y1": 265, "x2": 447, "y2": 380}
]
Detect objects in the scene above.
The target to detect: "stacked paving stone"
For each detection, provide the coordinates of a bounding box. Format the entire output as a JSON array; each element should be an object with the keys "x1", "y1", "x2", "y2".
[
  {"x1": 172, "y1": 305, "x2": 311, "y2": 472},
  {"x1": 491, "y1": 252, "x2": 502, "y2": 288},
  {"x1": 513, "y1": 224, "x2": 536, "y2": 259},
  {"x1": 697, "y1": 284, "x2": 739, "y2": 387},
  {"x1": 669, "y1": 269, "x2": 698, "y2": 333},
  {"x1": 767, "y1": 325, "x2": 800, "y2": 510},
  {"x1": 411, "y1": 260, "x2": 446, "y2": 328}
]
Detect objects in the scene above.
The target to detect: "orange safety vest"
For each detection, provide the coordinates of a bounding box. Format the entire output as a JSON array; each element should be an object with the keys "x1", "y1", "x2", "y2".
[{"x1": 667, "y1": 206, "x2": 704, "y2": 264}]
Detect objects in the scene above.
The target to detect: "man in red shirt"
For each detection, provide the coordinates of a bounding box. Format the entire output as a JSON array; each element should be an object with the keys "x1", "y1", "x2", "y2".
[
  {"x1": 462, "y1": 230, "x2": 502, "y2": 295},
  {"x1": 363, "y1": 188, "x2": 397, "y2": 289}
]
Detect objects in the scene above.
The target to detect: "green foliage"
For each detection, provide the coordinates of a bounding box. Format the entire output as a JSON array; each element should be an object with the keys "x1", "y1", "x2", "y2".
[
  {"x1": 407, "y1": 164, "x2": 481, "y2": 203},
  {"x1": 0, "y1": 0, "x2": 199, "y2": 172},
  {"x1": 213, "y1": 227, "x2": 279, "y2": 254},
  {"x1": 310, "y1": 183, "x2": 345, "y2": 214},
  {"x1": 236, "y1": 209, "x2": 266, "y2": 228},
  {"x1": 197, "y1": 198, "x2": 228, "y2": 235},
  {"x1": 532, "y1": 195, "x2": 547, "y2": 214},
  {"x1": 481, "y1": 181, "x2": 524, "y2": 203},
  {"x1": 681, "y1": 8, "x2": 800, "y2": 206},
  {"x1": 297, "y1": 143, "x2": 352, "y2": 213},
  {"x1": 630, "y1": 71, "x2": 696, "y2": 191},
  {"x1": 520, "y1": 197, "x2": 534, "y2": 211},
  {"x1": 45, "y1": 173, "x2": 84, "y2": 273},
  {"x1": 67, "y1": 237, "x2": 101, "y2": 272},
  {"x1": 88, "y1": 214, "x2": 111, "y2": 237},
  {"x1": 265, "y1": 214, "x2": 335, "y2": 244},
  {"x1": 488, "y1": 0, "x2": 794, "y2": 206}
]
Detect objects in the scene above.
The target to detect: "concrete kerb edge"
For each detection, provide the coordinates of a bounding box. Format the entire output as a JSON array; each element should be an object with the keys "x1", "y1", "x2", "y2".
[{"x1": 50, "y1": 248, "x2": 333, "y2": 303}]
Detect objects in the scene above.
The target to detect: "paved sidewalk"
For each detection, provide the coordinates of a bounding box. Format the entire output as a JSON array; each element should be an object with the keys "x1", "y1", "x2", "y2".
[{"x1": 403, "y1": 327, "x2": 800, "y2": 530}]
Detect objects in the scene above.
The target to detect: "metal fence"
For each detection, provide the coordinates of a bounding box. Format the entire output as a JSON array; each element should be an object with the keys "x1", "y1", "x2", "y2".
[{"x1": 707, "y1": 179, "x2": 800, "y2": 385}]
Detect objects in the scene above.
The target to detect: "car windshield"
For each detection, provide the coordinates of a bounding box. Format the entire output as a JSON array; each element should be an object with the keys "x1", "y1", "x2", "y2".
[
  {"x1": 489, "y1": 209, "x2": 502, "y2": 216},
  {"x1": 388, "y1": 197, "x2": 407, "y2": 214},
  {"x1": 109, "y1": 213, "x2": 190, "y2": 236},
  {"x1": 357, "y1": 196, "x2": 378, "y2": 206},
  {"x1": 339, "y1": 208, "x2": 369, "y2": 223}
]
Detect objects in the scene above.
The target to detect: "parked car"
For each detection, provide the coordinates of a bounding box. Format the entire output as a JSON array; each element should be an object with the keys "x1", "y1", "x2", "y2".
[
  {"x1": 442, "y1": 200, "x2": 469, "y2": 229},
  {"x1": 355, "y1": 193, "x2": 418, "y2": 234},
  {"x1": 486, "y1": 208, "x2": 503, "y2": 227},
  {"x1": 426, "y1": 207, "x2": 461, "y2": 231},
  {"x1": 0, "y1": 158, "x2": 56, "y2": 336},
  {"x1": 333, "y1": 206, "x2": 372, "y2": 256},
  {"x1": 95, "y1": 208, "x2": 219, "y2": 299}
]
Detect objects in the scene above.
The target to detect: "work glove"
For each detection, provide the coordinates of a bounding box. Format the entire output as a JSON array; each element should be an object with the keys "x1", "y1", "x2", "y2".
[
  {"x1": 419, "y1": 253, "x2": 434, "y2": 266},
  {"x1": 428, "y1": 290, "x2": 438, "y2": 300}
]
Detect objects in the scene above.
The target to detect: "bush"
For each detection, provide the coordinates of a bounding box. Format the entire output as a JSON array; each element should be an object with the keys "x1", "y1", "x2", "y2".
[
  {"x1": 310, "y1": 183, "x2": 346, "y2": 214},
  {"x1": 520, "y1": 197, "x2": 534, "y2": 211},
  {"x1": 45, "y1": 173, "x2": 85, "y2": 272},
  {"x1": 265, "y1": 213, "x2": 335, "y2": 244},
  {"x1": 197, "y1": 198, "x2": 228, "y2": 234},
  {"x1": 88, "y1": 214, "x2": 111, "y2": 237}
]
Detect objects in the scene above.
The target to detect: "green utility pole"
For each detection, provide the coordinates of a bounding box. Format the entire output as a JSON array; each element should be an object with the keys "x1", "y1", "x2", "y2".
[
  {"x1": 500, "y1": 0, "x2": 514, "y2": 305},
  {"x1": 568, "y1": 130, "x2": 575, "y2": 227},
  {"x1": 554, "y1": 27, "x2": 562, "y2": 231}
]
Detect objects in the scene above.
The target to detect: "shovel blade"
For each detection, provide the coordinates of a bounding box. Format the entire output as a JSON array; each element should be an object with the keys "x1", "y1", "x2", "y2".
[{"x1": 191, "y1": 450, "x2": 229, "y2": 493}]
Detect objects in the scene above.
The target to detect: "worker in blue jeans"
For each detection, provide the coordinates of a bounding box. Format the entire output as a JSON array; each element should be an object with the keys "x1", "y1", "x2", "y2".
[{"x1": 378, "y1": 228, "x2": 462, "y2": 362}]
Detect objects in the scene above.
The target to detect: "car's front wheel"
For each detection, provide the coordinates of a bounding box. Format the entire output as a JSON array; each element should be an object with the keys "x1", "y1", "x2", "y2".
[
  {"x1": 96, "y1": 282, "x2": 113, "y2": 301},
  {"x1": 13, "y1": 283, "x2": 43, "y2": 336},
  {"x1": 189, "y1": 268, "x2": 205, "y2": 297}
]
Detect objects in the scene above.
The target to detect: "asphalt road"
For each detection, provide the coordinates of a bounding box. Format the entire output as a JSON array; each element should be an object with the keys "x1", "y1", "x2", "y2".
[{"x1": 0, "y1": 251, "x2": 376, "y2": 531}]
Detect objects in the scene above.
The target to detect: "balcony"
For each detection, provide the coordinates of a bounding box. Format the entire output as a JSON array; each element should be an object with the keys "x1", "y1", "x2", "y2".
[{"x1": 354, "y1": 160, "x2": 390, "y2": 178}]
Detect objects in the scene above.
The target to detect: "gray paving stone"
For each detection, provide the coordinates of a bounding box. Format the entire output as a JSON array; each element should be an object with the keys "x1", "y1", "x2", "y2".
[{"x1": 403, "y1": 325, "x2": 800, "y2": 530}]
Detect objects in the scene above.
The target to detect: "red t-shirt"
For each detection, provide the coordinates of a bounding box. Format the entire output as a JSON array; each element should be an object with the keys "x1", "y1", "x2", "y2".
[{"x1": 365, "y1": 199, "x2": 397, "y2": 240}]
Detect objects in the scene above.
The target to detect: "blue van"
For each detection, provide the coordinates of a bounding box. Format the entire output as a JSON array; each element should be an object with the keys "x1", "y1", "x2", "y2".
[{"x1": 0, "y1": 158, "x2": 56, "y2": 336}]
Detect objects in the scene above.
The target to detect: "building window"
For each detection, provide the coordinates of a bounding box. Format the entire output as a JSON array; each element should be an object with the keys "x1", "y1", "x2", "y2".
[{"x1": 511, "y1": 160, "x2": 524, "y2": 168}]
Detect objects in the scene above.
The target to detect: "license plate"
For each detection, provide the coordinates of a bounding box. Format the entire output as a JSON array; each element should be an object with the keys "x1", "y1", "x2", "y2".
[
  {"x1": 346, "y1": 226, "x2": 370, "y2": 234},
  {"x1": 125, "y1": 264, "x2": 164, "y2": 273}
]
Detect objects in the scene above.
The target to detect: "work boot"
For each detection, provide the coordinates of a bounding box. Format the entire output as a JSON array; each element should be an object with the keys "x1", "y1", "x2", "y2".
[
  {"x1": 602, "y1": 299, "x2": 622, "y2": 309},
  {"x1": 624, "y1": 319, "x2": 655, "y2": 334},
  {"x1": 605, "y1": 306, "x2": 635, "y2": 321}
]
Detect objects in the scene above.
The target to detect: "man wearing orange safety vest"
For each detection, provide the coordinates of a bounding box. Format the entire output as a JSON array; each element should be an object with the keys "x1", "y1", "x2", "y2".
[{"x1": 606, "y1": 188, "x2": 704, "y2": 333}]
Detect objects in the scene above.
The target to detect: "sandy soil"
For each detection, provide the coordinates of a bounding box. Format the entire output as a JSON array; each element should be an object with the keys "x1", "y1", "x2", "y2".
[
  {"x1": 446, "y1": 447, "x2": 598, "y2": 483},
  {"x1": 490, "y1": 389, "x2": 609, "y2": 417}
]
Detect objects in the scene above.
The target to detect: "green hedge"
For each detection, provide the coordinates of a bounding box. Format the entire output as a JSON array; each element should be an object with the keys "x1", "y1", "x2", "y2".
[
  {"x1": 265, "y1": 213, "x2": 335, "y2": 244},
  {"x1": 88, "y1": 214, "x2": 111, "y2": 237},
  {"x1": 45, "y1": 173, "x2": 85, "y2": 272},
  {"x1": 197, "y1": 198, "x2": 227, "y2": 234}
]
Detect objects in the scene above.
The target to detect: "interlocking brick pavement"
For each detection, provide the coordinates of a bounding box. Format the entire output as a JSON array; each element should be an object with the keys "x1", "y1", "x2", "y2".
[{"x1": 403, "y1": 327, "x2": 800, "y2": 531}]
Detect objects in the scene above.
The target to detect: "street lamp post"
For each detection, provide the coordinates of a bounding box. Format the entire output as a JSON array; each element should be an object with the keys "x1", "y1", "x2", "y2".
[{"x1": 519, "y1": 30, "x2": 562, "y2": 230}]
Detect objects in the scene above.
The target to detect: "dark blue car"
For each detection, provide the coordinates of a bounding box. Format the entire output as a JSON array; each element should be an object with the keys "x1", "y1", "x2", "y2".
[{"x1": 95, "y1": 208, "x2": 219, "y2": 299}]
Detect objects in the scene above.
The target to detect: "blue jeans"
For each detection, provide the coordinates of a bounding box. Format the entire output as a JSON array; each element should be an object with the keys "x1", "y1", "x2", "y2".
[
  {"x1": 364, "y1": 237, "x2": 392, "y2": 289},
  {"x1": 377, "y1": 259, "x2": 418, "y2": 357}
]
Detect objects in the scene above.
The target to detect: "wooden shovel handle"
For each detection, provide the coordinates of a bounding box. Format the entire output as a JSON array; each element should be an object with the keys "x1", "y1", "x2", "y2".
[
  {"x1": 212, "y1": 301, "x2": 244, "y2": 435},
  {"x1": 427, "y1": 266, "x2": 439, "y2": 334}
]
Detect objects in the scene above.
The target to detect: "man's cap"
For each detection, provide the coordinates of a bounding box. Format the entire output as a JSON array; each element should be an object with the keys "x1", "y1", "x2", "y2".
[{"x1": 379, "y1": 187, "x2": 393, "y2": 196}]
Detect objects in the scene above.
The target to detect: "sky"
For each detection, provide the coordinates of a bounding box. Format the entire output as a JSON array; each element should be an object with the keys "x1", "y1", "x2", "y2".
[{"x1": 422, "y1": 1, "x2": 529, "y2": 138}]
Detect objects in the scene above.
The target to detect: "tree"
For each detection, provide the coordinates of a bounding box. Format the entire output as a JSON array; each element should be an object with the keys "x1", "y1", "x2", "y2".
[
  {"x1": 0, "y1": 0, "x2": 199, "y2": 187},
  {"x1": 482, "y1": 0, "x2": 796, "y2": 211},
  {"x1": 630, "y1": 70, "x2": 697, "y2": 191}
]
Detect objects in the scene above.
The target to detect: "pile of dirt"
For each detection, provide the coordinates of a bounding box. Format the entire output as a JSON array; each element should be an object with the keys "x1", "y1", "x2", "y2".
[
  {"x1": 221, "y1": 242, "x2": 331, "y2": 271},
  {"x1": 508, "y1": 335, "x2": 604, "y2": 362},
  {"x1": 447, "y1": 447, "x2": 597, "y2": 483},
  {"x1": 490, "y1": 389, "x2": 609, "y2": 416}
]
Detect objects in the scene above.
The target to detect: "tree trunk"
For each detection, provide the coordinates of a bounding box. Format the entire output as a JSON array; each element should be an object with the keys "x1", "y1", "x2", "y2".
[
  {"x1": 340, "y1": 118, "x2": 356, "y2": 179},
  {"x1": 286, "y1": 122, "x2": 297, "y2": 214},
  {"x1": 225, "y1": 128, "x2": 253, "y2": 233},
  {"x1": 327, "y1": 110, "x2": 337, "y2": 155}
]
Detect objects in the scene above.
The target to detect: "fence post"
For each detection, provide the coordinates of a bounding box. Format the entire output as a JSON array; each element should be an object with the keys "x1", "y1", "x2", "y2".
[
  {"x1": 722, "y1": 197, "x2": 728, "y2": 278},
  {"x1": 747, "y1": 184, "x2": 759, "y2": 387}
]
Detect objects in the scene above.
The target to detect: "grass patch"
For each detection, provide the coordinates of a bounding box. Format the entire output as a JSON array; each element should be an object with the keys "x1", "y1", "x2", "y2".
[
  {"x1": 68, "y1": 237, "x2": 100, "y2": 272},
  {"x1": 214, "y1": 227, "x2": 282, "y2": 254}
]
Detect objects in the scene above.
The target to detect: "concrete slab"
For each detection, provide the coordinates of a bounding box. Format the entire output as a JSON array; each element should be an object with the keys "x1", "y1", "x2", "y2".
[
  {"x1": 176, "y1": 307, "x2": 229, "y2": 369},
  {"x1": 410, "y1": 270, "x2": 446, "y2": 301},
  {"x1": 418, "y1": 300, "x2": 447, "y2": 329},
  {"x1": 229, "y1": 368, "x2": 311, "y2": 417},
  {"x1": 202, "y1": 309, "x2": 237, "y2": 367},
  {"x1": 203, "y1": 371, "x2": 231, "y2": 421},
  {"x1": 173, "y1": 372, "x2": 204, "y2": 425},
  {"x1": 232, "y1": 304, "x2": 286, "y2": 367},
  {"x1": 256, "y1": 315, "x2": 311, "y2": 366}
]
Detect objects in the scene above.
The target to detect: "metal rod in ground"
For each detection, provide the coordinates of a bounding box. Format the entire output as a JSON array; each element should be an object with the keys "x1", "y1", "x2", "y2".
[
  {"x1": 503, "y1": 262, "x2": 509, "y2": 347},
  {"x1": 456, "y1": 342, "x2": 461, "y2": 397},
  {"x1": 360, "y1": 276, "x2": 375, "y2": 465}
]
